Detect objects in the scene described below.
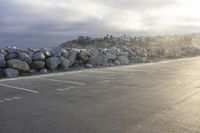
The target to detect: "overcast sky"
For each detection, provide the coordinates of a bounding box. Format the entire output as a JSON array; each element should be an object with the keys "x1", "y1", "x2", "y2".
[{"x1": 0, "y1": 0, "x2": 200, "y2": 48}]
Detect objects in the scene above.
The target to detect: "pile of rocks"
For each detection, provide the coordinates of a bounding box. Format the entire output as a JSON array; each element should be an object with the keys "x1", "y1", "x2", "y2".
[{"x1": 0, "y1": 45, "x2": 200, "y2": 78}]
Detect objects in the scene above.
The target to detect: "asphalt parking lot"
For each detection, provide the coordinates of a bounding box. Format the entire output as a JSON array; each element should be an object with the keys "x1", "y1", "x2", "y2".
[{"x1": 1, "y1": 57, "x2": 200, "y2": 133}]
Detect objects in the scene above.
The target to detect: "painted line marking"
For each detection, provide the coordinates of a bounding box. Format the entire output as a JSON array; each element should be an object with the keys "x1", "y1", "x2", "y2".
[
  {"x1": 68, "y1": 86, "x2": 75, "y2": 89},
  {"x1": 0, "y1": 96, "x2": 21, "y2": 104},
  {"x1": 57, "y1": 88, "x2": 65, "y2": 91},
  {"x1": 4, "y1": 98, "x2": 13, "y2": 102},
  {"x1": 57, "y1": 87, "x2": 76, "y2": 91},
  {"x1": 99, "y1": 80, "x2": 111, "y2": 83},
  {"x1": 12, "y1": 96, "x2": 21, "y2": 100},
  {"x1": 0, "y1": 83, "x2": 40, "y2": 94},
  {"x1": 38, "y1": 78, "x2": 86, "y2": 86}
]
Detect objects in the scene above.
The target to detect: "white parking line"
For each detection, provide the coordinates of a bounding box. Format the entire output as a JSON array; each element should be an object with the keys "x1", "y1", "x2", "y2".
[
  {"x1": 12, "y1": 96, "x2": 21, "y2": 100},
  {"x1": 99, "y1": 80, "x2": 111, "y2": 83},
  {"x1": 0, "y1": 83, "x2": 40, "y2": 94},
  {"x1": 57, "y1": 87, "x2": 76, "y2": 91},
  {"x1": 37, "y1": 78, "x2": 86, "y2": 86},
  {"x1": 57, "y1": 88, "x2": 65, "y2": 91},
  {"x1": 4, "y1": 98, "x2": 13, "y2": 102}
]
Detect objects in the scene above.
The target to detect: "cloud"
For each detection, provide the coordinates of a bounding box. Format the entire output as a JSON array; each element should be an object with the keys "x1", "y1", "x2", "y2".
[{"x1": 0, "y1": 0, "x2": 199, "y2": 48}]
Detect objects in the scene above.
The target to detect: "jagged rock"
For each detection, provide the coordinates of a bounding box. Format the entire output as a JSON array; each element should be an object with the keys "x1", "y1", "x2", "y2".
[
  {"x1": 88, "y1": 52, "x2": 108, "y2": 66},
  {"x1": 30, "y1": 61, "x2": 45, "y2": 69},
  {"x1": 4, "y1": 68, "x2": 19, "y2": 78},
  {"x1": 62, "y1": 49, "x2": 69, "y2": 58},
  {"x1": 17, "y1": 52, "x2": 32, "y2": 64},
  {"x1": 108, "y1": 63, "x2": 114, "y2": 66},
  {"x1": 8, "y1": 48, "x2": 30, "y2": 55},
  {"x1": 119, "y1": 52, "x2": 129, "y2": 56},
  {"x1": 7, "y1": 59, "x2": 30, "y2": 72},
  {"x1": 138, "y1": 48, "x2": 147, "y2": 57},
  {"x1": 32, "y1": 52, "x2": 45, "y2": 61},
  {"x1": 147, "y1": 47, "x2": 164, "y2": 58},
  {"x1": 68, "y1": 49, "x2": 77, "y2": 65},
  {"x1": 163, "y1": 48, "x2": 182, "y2": 58},
  {"x1": 118, "y1": 55, "x2": 129, "y2": 64},
  {"x1": 113, "y1": 60, "x2": 121, "y2": 65},
  {"x1": 0, "y1": 68, "x2": 4, "y2": 77},
  {"x1": 27, "y1": 51, "x2": 34, "y2": 59},
  {"x1": 122, "y1": 46, "x2": 129, "y2": 51},
  {"x1": 51, "y1": 47, "x2": 65, "y2": 57},
  {"x1": 106, "y1": 47, "x2": 120, "y2": 60},
  {"x1": 181, "y1": 47, "x2": 200, "y2": 57},
  {"x1": 27, "y1": 48, "x2": 36, "y2": 52},
  {"x1": 79, "y1": 50, "x2": 91, "y2": 61},
  {"x1": 0, "y1": 53, "x2": 6, "y2": 68},
  {"x1": 59, "y1": 56, "x2": 70, "y2": 70},
  {"x1": 90, "y1": 48, "x2": 99, "y2": 57},
  {"x1": 127, "y1": 48, "x2": 137, "y2": 57},
  {"x1": 38, "y1": 48, "x2": 51, "y2": 58},
  {"x1": 40, "y1": 68, "x2": 48, "y2": 74},
  {"x1": 73, "y1": 64, "x2": 81, "y2": 68},
  {"x1": 130, "y1": 56, "x2": 147, "y2": 63},
  {"x1": 6, "y1": 46, "x2": 17, "y2": 50},
  {"x1": 46, "y1": 57, "x2": 61, "y2": 70},
  {"x1": 90, "y1": 48, "x2": 99, "y2": 56},
  {"x1": 0, "y1": 49, "x2": 7, "y2": 56},
  {"x1": 30, "y1": 69, "x2": 36, "y2": 73},
  {"x1": 6, "y1": 52, "x2": 18, "y2": 60}
]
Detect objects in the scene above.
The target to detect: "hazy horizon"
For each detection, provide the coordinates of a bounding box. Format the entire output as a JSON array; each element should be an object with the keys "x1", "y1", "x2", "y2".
[{"x1": 1, "y1": 0, "x2": 200, "y2": 48}]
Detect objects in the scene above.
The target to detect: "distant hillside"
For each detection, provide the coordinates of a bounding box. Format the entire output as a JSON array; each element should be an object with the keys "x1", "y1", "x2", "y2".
[{"x1": 60, "y1": 34, "x2": 200, "y2": 49}]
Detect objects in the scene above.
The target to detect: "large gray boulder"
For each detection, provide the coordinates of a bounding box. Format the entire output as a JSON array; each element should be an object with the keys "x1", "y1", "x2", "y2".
[
  {"x1": 30, "y1": 61, "x2": 45, "y2": 69},
  {"x1": 138, "y1": 48, "x2": 147, "y2": 57},
  {"x1": 6, "y1": 46, "x2": 17, "y2": 50},
  {"x1": 113, "y1": 60, "x2": 121, "y2": 65},
  {"x1": 127, "y1": 48, "x2": 137, "y2": 57},
  {"x1": 4, "y1": 68, "x2": 19, "y2": 78},
  {"x1": 6, "y1": 52, "x2": 18, "y2": 60},
  {"x1": 88, "y1": 52, "x2": 108, "y2": 66},
  {"x1": 51, "y1": 47, "x2": 64, "y2": 57},
  {"x1": 7, "y1": 59, "x2": 30, "y2": 72},
  {"x1": 0, "y1": 49, "x2": 7, "y2": 56},
  {"x1": 106, "y1": 47, "x2": 120, "y2": 60},
  {"x1": 62, "y1": 49, "x2": 69, "y2": 58},
  {"x1": 46, "y1": 57, "x2": 61, "y2": 70},
  {"x1": 79, "y1": 50, "x2": 91, "y2": 61},
  {"x1": 68, "y1": 49, "x2": 77, "y2": 65},
  {"x1": 147, "y1": 47, "x2": 164, "y2": 58},
  {"x1": 59, "y1": 56, "x2": 70, "y2": 70},
  {"x1": 0, "y1": 68, "x2": 4, "y2": 77},
  {"x1": 38, "y1": 48, "x2": 51, "y2": 58},
  {"x1": 163, "y1": 48, "x2": 183, "y2": 58},
  {"x1": 18, "y1": 52, "x2": 32, "y2": 64},
  {"x1": 118, "y1": 55, "x2": 129, "y2": 64},
  {"x1": 119, "y1": 52, "x2": 129, "y2": 56},
  {"x1": 32, "y1": 52, "x2": 45, "y2": 61},
  {"x1": 90, "y1": 48, "x2": 99, "y2": 57},
  {"x1": 130, "y1": 56, "x2": 147, "y2": 63},
  {"x1": 0, "y1": 53, "x2": 6, "y2": 68}
]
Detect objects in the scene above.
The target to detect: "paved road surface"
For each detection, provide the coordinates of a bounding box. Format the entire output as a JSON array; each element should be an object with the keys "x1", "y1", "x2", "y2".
[{"x1": 1, "y1": 57, "x2": 200, "y2": 133}]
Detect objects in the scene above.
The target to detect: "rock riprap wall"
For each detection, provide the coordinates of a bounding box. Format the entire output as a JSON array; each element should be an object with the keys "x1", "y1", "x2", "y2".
[{"x1": 0, "y1": 46, "x2": 200, "y2": 78}]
